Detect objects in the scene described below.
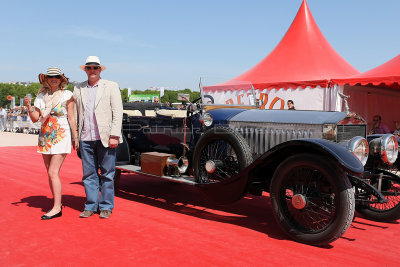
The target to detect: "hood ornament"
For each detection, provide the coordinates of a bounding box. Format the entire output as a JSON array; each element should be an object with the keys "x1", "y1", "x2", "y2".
[{"x1": 338, "y1": 92, "x2": 350, "y2": 114}]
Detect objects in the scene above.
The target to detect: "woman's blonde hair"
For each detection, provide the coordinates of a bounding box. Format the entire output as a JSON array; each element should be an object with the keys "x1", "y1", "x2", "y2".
[{"x1": 37, "y1": 77, "x2": 68, "y2": 95}]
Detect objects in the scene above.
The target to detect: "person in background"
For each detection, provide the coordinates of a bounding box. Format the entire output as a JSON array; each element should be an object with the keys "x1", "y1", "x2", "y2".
[
  {"x1": 393, "y1": 121, "x2": 400, "y2": 136},
  {"x1": 21, "y1": 106, "x2": 28, "y2": 115},
  {"x1": 0, "y1": 107, "x2": 6, "y2": 131},
  {"x1": 370, "y1": 114, "x2": 390, "y2": 134},
  {"x1": 287, "y1": 100, "x2": 295, "y2": 110},
  {"x1": 24, "y1": 67, "x2": 78, "y2": 220},
  {"x1": 6, "y1": 109, "x2": 12, "y2": 131},
  {"x1": 73, "y1": 56, "x2": 123, "y2": 219},
  {"x1": 180, "y1": 101, "x2": 187, "y2": 110}
]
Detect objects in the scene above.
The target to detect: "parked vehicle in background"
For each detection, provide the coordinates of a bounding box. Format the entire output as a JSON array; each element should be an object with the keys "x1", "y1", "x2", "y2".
[{"x1": 115, "y1": 81, "x2": 399, "y2": 246}]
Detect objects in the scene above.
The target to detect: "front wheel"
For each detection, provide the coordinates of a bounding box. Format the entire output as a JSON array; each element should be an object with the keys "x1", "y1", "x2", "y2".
[
  {"x1": 270, "y1": 154, "x2": 355, "y2": 246},
  {"x1": 193, "y1": 127, "x2": 252, "y2": 184}
]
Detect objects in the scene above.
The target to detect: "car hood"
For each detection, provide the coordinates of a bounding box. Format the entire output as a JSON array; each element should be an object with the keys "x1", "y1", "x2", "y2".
[{"x1": 208, "y1": 108, "x2": 349, "y2": 125}]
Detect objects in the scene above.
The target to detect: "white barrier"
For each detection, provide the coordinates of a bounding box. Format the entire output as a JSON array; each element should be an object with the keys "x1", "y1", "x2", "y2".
[{"x1": 8, "y1": 116, "x2": 41, "y2": 133}]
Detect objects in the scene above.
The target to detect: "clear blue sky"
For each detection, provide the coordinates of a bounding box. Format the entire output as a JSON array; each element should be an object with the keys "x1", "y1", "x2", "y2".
[{"x1": 1, "y1": 0, "x2": 399, "y2": 91}]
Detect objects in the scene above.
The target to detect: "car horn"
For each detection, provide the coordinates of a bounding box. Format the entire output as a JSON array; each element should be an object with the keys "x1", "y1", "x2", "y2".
[{"x1": 166, "y1": 156, "x2": 189, "y2": 175}]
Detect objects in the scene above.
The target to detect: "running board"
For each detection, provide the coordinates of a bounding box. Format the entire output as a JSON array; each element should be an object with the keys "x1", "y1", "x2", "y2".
[{"x1": 116, "y1": 164, "x2": 197, "y2": 185}]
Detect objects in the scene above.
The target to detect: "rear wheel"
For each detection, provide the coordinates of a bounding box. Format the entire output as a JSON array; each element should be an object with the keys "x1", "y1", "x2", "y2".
[{"x1": 270, "y1": 154, "x2": 355, "y2": 246}]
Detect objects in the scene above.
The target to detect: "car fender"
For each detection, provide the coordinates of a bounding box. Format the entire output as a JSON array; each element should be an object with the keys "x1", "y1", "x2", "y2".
[{"x1": 249, "y1": 139, "x2": 364, "y2": 175}]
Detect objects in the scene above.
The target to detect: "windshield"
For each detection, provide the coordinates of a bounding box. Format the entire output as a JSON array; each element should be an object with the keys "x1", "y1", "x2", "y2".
[{"x1": 200, "y1": 78, "x2": 257, "y2": 107}]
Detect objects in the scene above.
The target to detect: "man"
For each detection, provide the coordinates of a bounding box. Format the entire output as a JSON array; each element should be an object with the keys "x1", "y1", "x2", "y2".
[
  {"x1": 371, "y1": 114, "x2": 390, "y2": 134},
  {"x1": 73, "y1": 56, "x2": 123, "y2": 219},
  {"x1": 0, "y1": 107, "x2": 6, "y2": 131},
  {"x1": 287, "y1": 100, "x2": 295, "y2": 110}
]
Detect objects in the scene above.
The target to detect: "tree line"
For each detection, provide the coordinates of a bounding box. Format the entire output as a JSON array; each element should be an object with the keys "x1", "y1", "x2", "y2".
[
  {"x1": 120, "y1": 88, "x2": 200, "y2": 104},
  {"x1": 0, "y1": 83, "x2": 200, "y2": 107}
]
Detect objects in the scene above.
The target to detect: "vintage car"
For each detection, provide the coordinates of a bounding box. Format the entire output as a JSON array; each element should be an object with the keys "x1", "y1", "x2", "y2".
[{"x1": 115, "y1": 83, "x2": 400, "y2": 246}]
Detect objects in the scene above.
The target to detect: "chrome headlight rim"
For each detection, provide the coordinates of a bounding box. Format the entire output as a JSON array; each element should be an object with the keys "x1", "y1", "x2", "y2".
[
  {"x1": 200, "y1": 113, "x2": 213, "y2": 127},
  {"x1": 369, "y1": 134, "x2": 399, "y2": 165},
  {"x1": 347, "y1": 136, "x2": 369, "y2": 165},
  {"x1": 381, "y1": 134, "x2": 399, "y2": 165}
]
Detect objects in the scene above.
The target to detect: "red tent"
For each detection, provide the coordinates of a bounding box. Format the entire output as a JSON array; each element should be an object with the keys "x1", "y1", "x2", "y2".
[
  {"x1": 331, "y1": 55, "x2": 400, "y2": 132},
  {"x1": 204, "y1": 0, "x2": 359, "y2": 112},
  {"x1": 228, "y1": 0, "x2": 359, "y2": 90},
  {"x1": 332, "y1": 54, "x2": 400, "y2": 89},
  {"x1": 203, "y1": 0, "x2": 398, "y2": 130}
]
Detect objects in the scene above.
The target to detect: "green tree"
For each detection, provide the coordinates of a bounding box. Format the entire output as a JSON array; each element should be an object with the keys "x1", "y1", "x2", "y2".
[
  {"x1": 120, "y1": 88, "x2": 128, "y2": 102},
  {"x1": 0, "y1": 83, "x2": 40, "y2": 108}
]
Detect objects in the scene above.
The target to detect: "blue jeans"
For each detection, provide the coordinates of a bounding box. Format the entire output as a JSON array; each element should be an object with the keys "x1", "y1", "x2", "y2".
[{"x1": 79, "y1": 140, "x2": 116, "y2": 212}]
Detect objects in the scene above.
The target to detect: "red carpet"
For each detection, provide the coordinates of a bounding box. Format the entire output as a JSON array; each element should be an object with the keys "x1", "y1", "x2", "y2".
[{"x1": 0, "y1": 146, "x2": 399, "y2": 266}]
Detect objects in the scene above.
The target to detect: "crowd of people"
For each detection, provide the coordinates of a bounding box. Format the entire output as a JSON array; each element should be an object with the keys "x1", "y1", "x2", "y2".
[
  {"x1": 369, "y1": 114, "x2": 400, "y2": 135},
  {"x1": 0, "y1": 106, "x2": 40, "y2": 133}
]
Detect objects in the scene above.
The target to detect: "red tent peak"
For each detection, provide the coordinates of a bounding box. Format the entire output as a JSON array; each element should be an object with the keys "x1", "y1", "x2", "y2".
[{"x1": 232, "y1": 0, "x2": 359, "y2": 89}]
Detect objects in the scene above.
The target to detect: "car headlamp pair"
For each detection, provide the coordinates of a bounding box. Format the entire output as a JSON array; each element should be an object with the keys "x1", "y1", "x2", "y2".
[{"x1": 347, "y1": 135, "x2": 398, "y2": 166}]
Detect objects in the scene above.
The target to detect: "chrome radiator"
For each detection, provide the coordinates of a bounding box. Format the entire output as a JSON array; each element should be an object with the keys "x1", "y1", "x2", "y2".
[
  {"x1": 230, "y1": 122, "x2": 366, "y2": 157},
  {"x1": 337, "y1": 125, "x2": 367, "y2": 142}
]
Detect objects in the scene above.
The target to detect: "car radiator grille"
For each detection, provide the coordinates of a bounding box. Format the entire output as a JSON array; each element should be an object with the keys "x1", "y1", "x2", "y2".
[
  {"x1": 230, "y1": 123, "x2": 366, "y2": 157},
  {"x1": 230, "y1": 124, "x2": 318, "y2": 156},
  {"x1": 337, "y1": 125, "x2": 366, "y2": 142}
]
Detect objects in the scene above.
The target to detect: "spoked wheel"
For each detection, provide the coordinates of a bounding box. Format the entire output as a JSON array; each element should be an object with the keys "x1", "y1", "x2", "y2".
[
  {"x1": 193, "y1": 127, "x2": 252, "y2": 183},
  {"x1": 356, "y1": 170, "x2": 400, "y2": 222},
  {"x1": 270, "y1": 154, "x2": 355, "y2": 246}
]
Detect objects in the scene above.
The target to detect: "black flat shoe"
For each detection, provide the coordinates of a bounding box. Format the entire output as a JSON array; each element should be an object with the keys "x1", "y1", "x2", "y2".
[{"x1": 41, "y1": 210, "x2": 62, "y2": 220}]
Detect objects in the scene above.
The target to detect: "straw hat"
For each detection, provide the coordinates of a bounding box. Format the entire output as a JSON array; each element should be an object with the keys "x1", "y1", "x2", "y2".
[
  {"x1": 80, "y1": 56, "x2": 106, "y2": 71},
  {"x1": 38, "y1": 67, "x2": 69, "y2": 85}
]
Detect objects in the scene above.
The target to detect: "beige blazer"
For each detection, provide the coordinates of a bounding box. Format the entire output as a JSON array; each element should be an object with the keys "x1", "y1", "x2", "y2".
[{"x1": 73, "y1": 79, "x2": 123, "y2": 147}]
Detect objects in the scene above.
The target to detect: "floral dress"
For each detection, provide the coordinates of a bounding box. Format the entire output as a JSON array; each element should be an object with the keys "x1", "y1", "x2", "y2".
[{"x1": 34, "y1": 90, "x2": 73, "y2": 154}]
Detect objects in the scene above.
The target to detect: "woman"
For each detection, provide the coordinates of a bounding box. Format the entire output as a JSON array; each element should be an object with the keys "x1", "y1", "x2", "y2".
[{"x1": 25, "y1": 67, "x2": 78, "y2": 220}]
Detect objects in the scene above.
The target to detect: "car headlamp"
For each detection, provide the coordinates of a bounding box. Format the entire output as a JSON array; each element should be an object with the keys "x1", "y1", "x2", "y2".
[
  {"x1": 369, "y1": 134, "x2": 399, "y2": 165},
  {"x1": 347, "y1": 136, "x2": 369, "y2": 165},
  {"x1": 200, "y1": 113, "x2": 213, "y2": 127}
]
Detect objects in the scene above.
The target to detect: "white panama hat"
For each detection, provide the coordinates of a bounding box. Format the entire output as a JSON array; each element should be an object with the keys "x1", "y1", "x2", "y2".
[{"x1": 80, "y1": 56, "x2": 106, "y2": 71}]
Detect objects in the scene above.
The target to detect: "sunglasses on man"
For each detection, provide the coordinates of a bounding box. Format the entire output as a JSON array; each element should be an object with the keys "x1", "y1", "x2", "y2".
[
  {"x1": 47, "y1": 75, "x2": 62, "y2": 79},
  {"x1": 85, "y1": 66, "x2": 100, "y2": 70}
]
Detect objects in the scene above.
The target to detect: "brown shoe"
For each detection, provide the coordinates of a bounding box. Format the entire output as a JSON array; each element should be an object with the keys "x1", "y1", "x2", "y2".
[
  {"x1": 99, "y1": 210, "x2": 112, "y2": 219},
  {"x1": 79, "y1": 210, "x2": 95, "y2": 218}
]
